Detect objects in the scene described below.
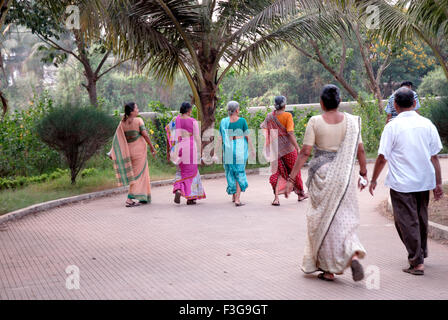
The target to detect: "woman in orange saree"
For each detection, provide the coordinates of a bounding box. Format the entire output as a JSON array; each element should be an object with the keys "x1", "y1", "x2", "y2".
[
  {"x1": 109, "y1": 102, "x2": 157, "y2": 207},
  {"x1": 260, "y1": 96, "x2": 307, "y2": 206}
]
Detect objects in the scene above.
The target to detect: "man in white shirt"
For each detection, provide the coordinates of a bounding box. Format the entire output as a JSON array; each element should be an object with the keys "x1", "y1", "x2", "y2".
[{"x1": 370, "y1": 87, "x2": 443, "y2": 276}]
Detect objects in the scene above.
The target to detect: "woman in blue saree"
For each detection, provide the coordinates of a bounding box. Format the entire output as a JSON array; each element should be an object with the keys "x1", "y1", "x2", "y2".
[{"x1": 219, "y1": 101, "x2": 254, "y2": 206}]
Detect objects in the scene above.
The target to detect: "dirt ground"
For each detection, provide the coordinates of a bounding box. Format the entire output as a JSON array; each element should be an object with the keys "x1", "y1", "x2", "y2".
[
  {"x1": 379, "y1": 185, "x2": 448, "y2": 245},
  {"x1": 428, "y1": 185, "x2": 448, "y2": 226}
]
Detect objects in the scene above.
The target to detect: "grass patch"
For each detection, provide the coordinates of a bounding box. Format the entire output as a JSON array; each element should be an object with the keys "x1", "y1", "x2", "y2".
[
  {"x1": 0, "y1": 162, "x2": 178, "y2": 216},
  {"x1": 0, "y1": 168, "x2": 116, "y2": 215},
  {"x1": 0, "y1": 159, "x2": 268, "y2": 215}
]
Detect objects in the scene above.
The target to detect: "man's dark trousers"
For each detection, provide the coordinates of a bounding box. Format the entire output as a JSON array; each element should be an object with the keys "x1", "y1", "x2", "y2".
[{"x1": 390, "y1": 189, "x2": 430, "y2": 267}]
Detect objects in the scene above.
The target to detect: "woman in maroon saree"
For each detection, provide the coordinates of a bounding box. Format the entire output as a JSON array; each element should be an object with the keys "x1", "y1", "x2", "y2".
[{"x1": 260, "y1": 96, "x2": 307, "y2": 205}]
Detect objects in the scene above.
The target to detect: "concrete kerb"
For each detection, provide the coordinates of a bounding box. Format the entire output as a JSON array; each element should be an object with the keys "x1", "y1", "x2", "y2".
[{"x1": 0, "y1": 167, "x2": 264, "y2": 225}]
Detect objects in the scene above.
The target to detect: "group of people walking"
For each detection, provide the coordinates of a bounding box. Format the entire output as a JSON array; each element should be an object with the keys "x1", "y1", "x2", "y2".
[{"x1": 109, "y1": 83, "x2": 444, "y2": 283}]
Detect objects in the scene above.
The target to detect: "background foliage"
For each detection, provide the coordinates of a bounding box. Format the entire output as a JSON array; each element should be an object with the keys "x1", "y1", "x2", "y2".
[{"x1": 0, "y1": 91, "x2": 62, "y2": 177}]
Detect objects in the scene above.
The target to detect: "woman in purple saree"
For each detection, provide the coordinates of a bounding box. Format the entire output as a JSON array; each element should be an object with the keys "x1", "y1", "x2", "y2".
[{"x1": 166, "y1": 102, "x2": 206, "y2": 205}]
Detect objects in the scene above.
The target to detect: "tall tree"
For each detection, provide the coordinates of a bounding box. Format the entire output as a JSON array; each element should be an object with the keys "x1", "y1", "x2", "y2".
[
  {"x1": 0, "y1": 0, "x2": 12, "y2": 117},
  {"x1": 9, "y1": 0, "x2": 128, "y2": 107},
  {"x1": 290, "y1": 2, "x2": 394, "y2": 110},
  {"x1": 100, "y1": 0, "x2": 338, "y2": 137},
  {"x1": 288, "y1": 32, "x2": 360, "y2": 100},
  {"x1": 360, "y1": 0, "x2": 448, "y2": 81}
]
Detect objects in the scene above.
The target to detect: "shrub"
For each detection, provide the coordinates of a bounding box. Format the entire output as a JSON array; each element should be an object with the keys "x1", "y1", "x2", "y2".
[
  {"x1": 429, "y1": 87, "x2": 448, "y2": 147},
  {"x1": 353, "y1": 97, "x2": 386, "y2": 154},
  {"x1": 145, "y1": 101, "x2": 176, "y2": 163},
  {"x1": 36, "y1": 105, "x2": 118, "y2": 184},
  {"x1": 293, "y1": 107, "x2": 320, "y2": 147},
  {"x1": 80, "y1": 168, "x2": 99, "y2": 178},
  {"x1": 418, "y1": 67, "x2": 448, "y2": 97}
]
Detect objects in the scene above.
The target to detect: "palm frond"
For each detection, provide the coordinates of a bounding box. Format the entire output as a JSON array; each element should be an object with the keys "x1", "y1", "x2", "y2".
[
  {"x1": 103, "y1": 0, "x2": 191, "y2": 83},
  {"x1": 358, "y1": 0, "x2": 448, "y2": 41},
  {"x1": 223, "y1": 10, "x2": 343, "y2": 78}
]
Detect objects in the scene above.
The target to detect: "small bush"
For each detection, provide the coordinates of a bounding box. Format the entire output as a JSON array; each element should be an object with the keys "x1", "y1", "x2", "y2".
[
  {"x1": 145, "y1": 101, "x2": 175, "y2": 163},
  {"x1": 80, "y1": 168, "x2": 99, "y2": 178},
  {"x1": 353, "y1": 96, "x2": 386, "y2": 154},
  {"x1": 429, "y1": 87, "x2": 448, "y2": 146},
  {"x1": 36, "y1": 105, "x2": 117, "y2": 184},
  {"x1": 293, "y1": 107, "x2": 320, "y2": 147},
  {"x1": 0, "y1": 168, "x2": 69, "y2": 190}
]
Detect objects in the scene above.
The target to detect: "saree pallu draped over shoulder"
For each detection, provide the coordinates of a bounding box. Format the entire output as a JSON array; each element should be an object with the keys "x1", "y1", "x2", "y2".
[
  {"x1": 166, "y1": 115, "x2": 206, "y2": 200},
  {"x1": 110, "y1": 119, "x2": 151, "y2": 203},
  {"x1": 220, "y1": 117, "x2": 249, "y2": 195},
  {"x1": 302, "y1": 113, "x2": 366, "y2": 274},
  {"x1": 260, "y1": 112, "x2": 304, "y2": 195}
]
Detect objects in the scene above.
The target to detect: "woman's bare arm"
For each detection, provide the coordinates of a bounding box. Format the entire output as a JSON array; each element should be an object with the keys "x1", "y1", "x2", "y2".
[
  {"x1": 141, "y1": 130, "x2": 157, "y2": 156},
  {"x1": 287, "y1": 131, "x2": 300, "y2": 151}
]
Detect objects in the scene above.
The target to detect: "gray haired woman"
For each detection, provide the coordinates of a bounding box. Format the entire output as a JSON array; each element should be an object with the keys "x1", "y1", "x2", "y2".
[
  {"x1": 260, "y1": 95, "x2": 307, "y2": 206},
  {"x1": 219, "y1": 101, "x2": 255, "y2": 206}
]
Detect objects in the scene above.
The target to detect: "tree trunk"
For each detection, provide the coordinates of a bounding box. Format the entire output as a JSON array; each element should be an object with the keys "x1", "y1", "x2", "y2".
[
  {"x1": 74, "y1": 30, "x2": 98, "y2": 107},
  {"x1": 71, "y1": 171, "x2": 76, "y2": 184},
  {"x1": 354, "y1": 23, "x2": 385, "y2": 112},
  {"x1": 196, "y1": 44, "x2": 219, "y2": 163},
  {"x1": 85, "y1": 76, "x2": 98, "y2": 107},
  {"x1": 0, "y1": 90, "x2": 7, "y2": 118},
  {"x1": 0, "y1": 0, "x2": 12, "y2": 28},
  {"x1": 198, "y1": 82, "x2": 218, "y2": 164}
]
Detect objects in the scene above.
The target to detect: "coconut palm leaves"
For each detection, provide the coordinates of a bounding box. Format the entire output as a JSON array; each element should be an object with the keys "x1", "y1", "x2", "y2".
[{"x1": 100, "y1": 0, "x2": 340, "y2": 129}]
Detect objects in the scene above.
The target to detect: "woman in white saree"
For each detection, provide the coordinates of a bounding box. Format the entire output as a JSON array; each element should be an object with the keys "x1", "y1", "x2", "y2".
[{"x1": 286, "y1": 85, "x2": 369, "y2": 282}]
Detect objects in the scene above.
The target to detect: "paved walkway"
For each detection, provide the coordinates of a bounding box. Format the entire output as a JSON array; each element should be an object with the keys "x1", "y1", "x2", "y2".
[{"x1": 0, "y1": 160, "x2": 448, "y2": 300}]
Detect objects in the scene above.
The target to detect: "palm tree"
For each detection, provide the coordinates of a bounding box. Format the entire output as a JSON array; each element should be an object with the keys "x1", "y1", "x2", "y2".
[
  {"x1": 0, "y1": 0, "x2": 12, "y2": 117},
  {"x1": 100, "y1": 0, "x2": 338, "y2": 135},
  {"x1": 358, "y1": 0, "x2": 448, "y2": 80}
]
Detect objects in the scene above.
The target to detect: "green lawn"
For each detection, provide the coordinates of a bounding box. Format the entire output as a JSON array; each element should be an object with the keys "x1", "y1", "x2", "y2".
[
  {"x1": 0, "y1": 164, "x2": 178, "y2": 216},
  {"x1": 0, "y1": 160, "x2": 270, "y2": 216}
]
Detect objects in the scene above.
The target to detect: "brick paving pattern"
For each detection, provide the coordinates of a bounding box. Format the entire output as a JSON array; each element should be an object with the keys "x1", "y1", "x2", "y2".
[{"x1": 0, "y1": 160, "x2": 447, "y2": 300}]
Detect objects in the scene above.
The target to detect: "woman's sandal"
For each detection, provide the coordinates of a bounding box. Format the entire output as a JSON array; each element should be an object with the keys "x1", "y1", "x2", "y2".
[
  {"x1": 235, "y1": 202, "x2": 245, "y2": 207},
  {"x1": 317, "y1": 273, "x2": 334, "y2": 281},
  {"x1": 125, "y1": 201, "x2": 141, "y2": 208},
  {"x1": 271, "y1": 200, "x2": 280, "y2": 206},
  {"x1": 351, "y1": 259, "x2": 365, "y2": 281},
  {"x1": 186, "y1": 200, "x2": 197, "y2": 205},
  {"x1": 174, "y1": 190, "x2": 181, "y2": 204},
  {"x1": 298, "y1": 193, "x2": 309, "y2": 202}
]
